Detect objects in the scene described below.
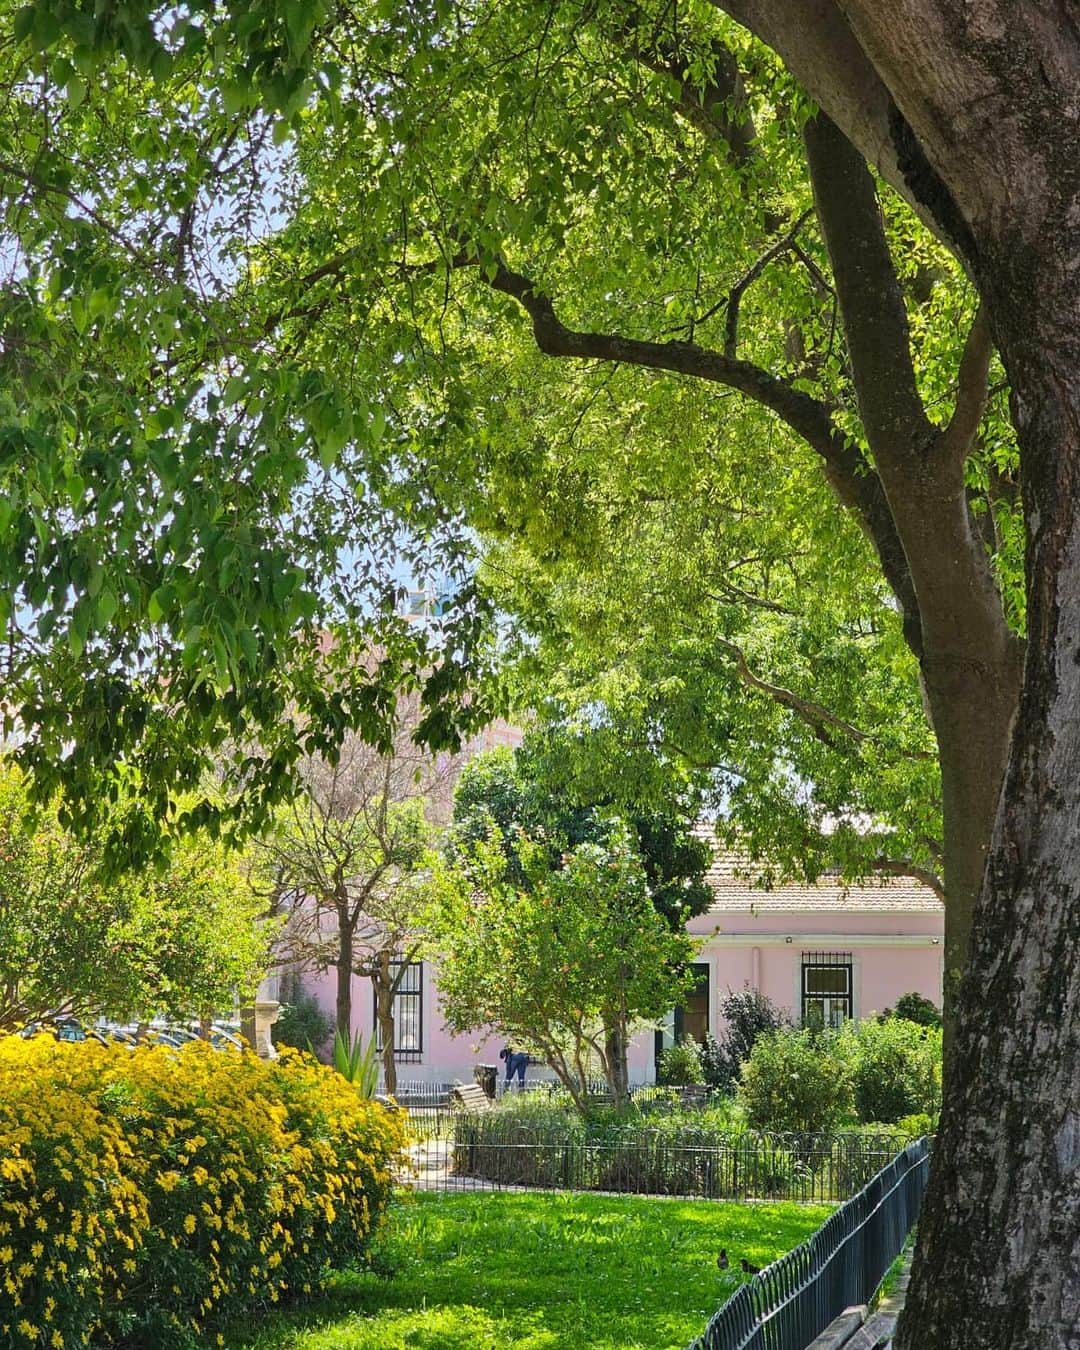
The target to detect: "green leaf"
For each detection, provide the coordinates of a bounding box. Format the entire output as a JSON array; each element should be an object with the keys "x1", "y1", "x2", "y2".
[
  {"x1": 13, "y1": 7, "x2": 34, "y2": 43},
  {"x1": 96, "y1": 589, "x2": 118, "y2": 627}
]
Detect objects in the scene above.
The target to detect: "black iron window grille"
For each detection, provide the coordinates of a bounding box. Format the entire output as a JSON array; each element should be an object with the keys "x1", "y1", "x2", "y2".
[
  {"x1": 375, "y1": 958, "x2": 423, "y2": 1062},
  {"x1": 802, "y1": 951, "x2": 853, "y2": 1027}
]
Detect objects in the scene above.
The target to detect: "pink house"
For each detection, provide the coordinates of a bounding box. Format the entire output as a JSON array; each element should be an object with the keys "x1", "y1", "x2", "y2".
[{"x1": 304, "y1": 842, "x2": 944, "y2": 1086}]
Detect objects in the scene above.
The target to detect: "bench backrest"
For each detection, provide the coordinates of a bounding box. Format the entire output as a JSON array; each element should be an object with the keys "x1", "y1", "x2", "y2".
[{"x1": 451, "y1": 1082, "x2": 495, "y2": 1111}]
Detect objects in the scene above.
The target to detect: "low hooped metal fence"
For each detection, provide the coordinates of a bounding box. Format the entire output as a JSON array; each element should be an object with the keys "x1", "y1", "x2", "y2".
[
  {"x1": 408, "y1": 1124, "x2": 915, "y2": 1203},
  {"x1": 686, "y1": 1137, "x2": 930, "y2": 1350}
]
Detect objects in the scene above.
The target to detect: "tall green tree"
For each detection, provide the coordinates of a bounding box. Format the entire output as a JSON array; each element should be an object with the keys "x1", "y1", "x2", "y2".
[
  {"x1": 258, "y1": 0, "x2": 1017, "y2": 1015},
  {"x1": 0, "y1": 763, "x2": 270, "y2": 1029},
  {"x1": 427, "y1": 822, "x2": 696, "y2": 1112},
  {"x1": 450, "y1": 733, "x2": 711, "y2": 1099}
]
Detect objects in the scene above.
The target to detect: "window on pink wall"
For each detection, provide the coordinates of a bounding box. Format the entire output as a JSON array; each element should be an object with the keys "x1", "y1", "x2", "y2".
[
  {"x1": 374, "y1": 959, "x2": 423, "y2": 1063},
  {"x1": 675, "y1": 963, "x2": 710, "y2": 1044},
  {"x1": 801, "y1": 952, "x2": 853, "y2": 1027}
]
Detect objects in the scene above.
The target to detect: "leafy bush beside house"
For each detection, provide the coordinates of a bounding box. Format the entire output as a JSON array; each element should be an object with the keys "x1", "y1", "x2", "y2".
[
  {"x1": 738, "y1": 1027, "x2": 855, "y2": 1134},
  {"x1": 704, "y1": 988, "x2": 790, "y2": 1092},
  {"x1": 272, "y1": 990, "x2": 335, "y2": 1054},
  {"x1": 837, "y1": 1016, "x2": 943, "y2": 1124},
  {"x1": 0, "y1": 1035, "x2": 405, "y2": 1349},
  {"x1": 656, "y1": 1038, "x2": 704, "y2": 1086},
  {"x1": 734, "y1": 1020, "x2": 943, "y2": 1134},
  {"x1": 887, "y1": 991, "x2": 943, "y2": 1028}
]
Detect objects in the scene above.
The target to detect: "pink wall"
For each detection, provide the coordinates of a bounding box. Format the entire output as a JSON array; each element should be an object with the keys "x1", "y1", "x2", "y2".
[{"x1": 302, "y1": 902, "x2": 944, "y2": 1085}]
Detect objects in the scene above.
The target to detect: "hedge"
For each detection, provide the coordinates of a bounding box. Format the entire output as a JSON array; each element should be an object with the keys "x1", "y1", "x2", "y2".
[
  {"x1": 449, "y1": 1101, "x2": 908, "y2": 1200},
  {"x1": 0, "y1": 1035, "x2": 405, "y2": 1349}
]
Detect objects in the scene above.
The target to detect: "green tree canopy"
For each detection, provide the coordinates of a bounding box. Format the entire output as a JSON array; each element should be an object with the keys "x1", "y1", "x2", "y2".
[
  {"x1": 450, "y1": 732, "x2": 713, "y2": 929},
  {"x1": 0, "y1": 0, "x2": 499, "y2": 863},
  {"x1": 426, "y1": 821, "x2": 696, "y2": 1112},
  {"x1": 0, "y1": 762, "x2": 271, "y2": 1029}
]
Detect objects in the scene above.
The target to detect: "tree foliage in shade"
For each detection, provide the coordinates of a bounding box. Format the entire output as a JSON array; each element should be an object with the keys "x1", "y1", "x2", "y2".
[
  {"x1": 0, "y1": 763, "x2": 271, "y2": 1029},
  {"x1": 451, "y1": 736, "x2": 713, "y2": 930}
]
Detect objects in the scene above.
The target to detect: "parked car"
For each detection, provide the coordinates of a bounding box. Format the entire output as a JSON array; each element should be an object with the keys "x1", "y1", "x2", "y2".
[{"x1": 19, "y1": 1016, "x2": 110, "y2": 1045}]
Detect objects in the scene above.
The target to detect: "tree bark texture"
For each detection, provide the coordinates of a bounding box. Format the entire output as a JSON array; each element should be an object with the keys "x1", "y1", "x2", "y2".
[
  {"x1": 721, "y1": 4, "x2": 1080, "y2": 1345},
  {"x1": 897, "y1": 261, "x2": 1080, "y2": 1350}
]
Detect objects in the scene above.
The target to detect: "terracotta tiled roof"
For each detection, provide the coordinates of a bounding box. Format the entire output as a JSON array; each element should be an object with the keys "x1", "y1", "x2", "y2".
[{"x1": 695, "y1": 829, "x2": 943, "y2": 915}]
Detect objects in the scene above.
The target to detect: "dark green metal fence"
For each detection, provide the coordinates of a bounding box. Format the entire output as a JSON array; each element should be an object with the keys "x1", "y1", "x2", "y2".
[
  {"x1": 443, "y1": 1119, "x2": 910, "y2": 1202},
  {"x1": 686, "y1": 1137, "x2": 930, "y2": 1350}
]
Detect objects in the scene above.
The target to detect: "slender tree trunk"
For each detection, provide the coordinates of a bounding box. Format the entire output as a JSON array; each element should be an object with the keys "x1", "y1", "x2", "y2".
[
  {"x1": 898, "y1": 256, "x2": 1080, "y2": 1349},
  {"x1": 602, "y1": 1019, "x2": 631, "y2": 1109},
  {"x1": 375, "y1": 950, "x2": 397, "y2": 1096},
  {"x1": 335, "y1": 918, "x2": 353, "y2": 1041}
]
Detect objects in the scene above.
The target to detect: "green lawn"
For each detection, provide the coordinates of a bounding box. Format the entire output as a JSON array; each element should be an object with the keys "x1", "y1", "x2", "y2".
[{"x1": 227, "y1": 1190, "x2": 833, "y2": 1350}]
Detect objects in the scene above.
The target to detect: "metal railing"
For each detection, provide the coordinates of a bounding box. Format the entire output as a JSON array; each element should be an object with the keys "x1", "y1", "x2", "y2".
[
  {"x1": 687, "y1": 1137, "x2": 930, "y2": 1350},
  {"x1": 407, "y1": 1124, "x2": 912, "y2": 1203},
  {"x1": 395, "y1": 1079, "x2": 716, "y2": 1139}
]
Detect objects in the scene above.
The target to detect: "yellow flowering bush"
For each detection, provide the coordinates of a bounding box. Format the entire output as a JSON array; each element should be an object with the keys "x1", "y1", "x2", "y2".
[{"x1": 0, "y1": 1037, "x2": 405, "y2": 1348}]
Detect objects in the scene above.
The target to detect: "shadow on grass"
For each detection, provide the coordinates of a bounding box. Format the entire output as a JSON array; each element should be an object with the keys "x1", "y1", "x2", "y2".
[{"x1": 226, "y1": 1190, "x2": 833, "y2": 1350}]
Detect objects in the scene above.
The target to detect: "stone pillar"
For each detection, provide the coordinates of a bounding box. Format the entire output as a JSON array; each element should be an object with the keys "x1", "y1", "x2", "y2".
[{"x1": 254, "y1": 1000, "x2": 281, "y2": 1059}]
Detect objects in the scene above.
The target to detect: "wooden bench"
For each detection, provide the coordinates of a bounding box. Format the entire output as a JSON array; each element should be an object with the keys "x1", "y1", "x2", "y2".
[
  {"x1": 805, "y1": 1305, "x2": 897, "y2": 1349},
  {"x1": 450, "y1": 1082, "x2": 496, "y2": 1112}
]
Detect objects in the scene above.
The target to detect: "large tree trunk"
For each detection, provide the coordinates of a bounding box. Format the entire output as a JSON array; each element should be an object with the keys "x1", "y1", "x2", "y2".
[
  {"x1": 803, "y1": 112, "x2": 1023, "y2": 1033},
  {"x1": 897, "y1": 255, "x2": 1080, "y2": 1346}
]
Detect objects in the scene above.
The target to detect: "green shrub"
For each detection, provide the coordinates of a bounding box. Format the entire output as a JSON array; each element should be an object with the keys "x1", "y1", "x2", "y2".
[
  {"x1": 703, "y1": 989, "x2": 789, "y2": 1091},
  {"x1": 0, "y1": 1034, "x2": 405, "y2": 1349},
  {"x1": 889, "y1": 992, "x2": 943, "y2": 1028},
  {"x1": 656, "y1": 1039, "x2": 704, "y2": 1085},
  {"x1": 837, "y1": 1017, "x2": 942, "y2": 1124},
  {"x1": 895, "y1": 1111, "x2": 937, "y2": 1137},
  {"x1": 272, "y1": 991, "x2": 334, "y2": 1053},
  {"x1": 737, "y1": 1027, "x2": 855, "y2": 1133}
]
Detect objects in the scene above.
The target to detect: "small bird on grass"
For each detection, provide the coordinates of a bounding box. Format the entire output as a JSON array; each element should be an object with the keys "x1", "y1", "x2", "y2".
[
  {"x1": 740, "y1": 1258, "x2": 761, "y2": 1275},
  {"x1": 716, "y1": 1249, "x2": 729, "y2": 1270}
]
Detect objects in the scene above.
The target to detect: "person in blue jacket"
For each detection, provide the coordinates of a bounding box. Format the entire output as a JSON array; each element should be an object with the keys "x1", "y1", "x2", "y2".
[{"x1": 499, "y1": 1044, "x2": 528, "y2": 1085}]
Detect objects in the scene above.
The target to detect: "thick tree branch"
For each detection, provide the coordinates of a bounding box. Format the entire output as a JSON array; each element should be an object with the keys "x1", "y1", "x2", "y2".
[
  {"x1": 483, "y1": 253, "x2": 925, "y2": 658},
  {"x1": 487, "y1": 257, "x2": 842, "y2": 453},
  {"x1": 871, "y1": 855, "x2": 945, "y2": 900},
  {"x1": 941, "y1": 305, "x2": 992, "y2": 465},
  {"x1": 803, "y1": 112, "x2": 933, "y2": 453},
  {"x1": 715, "y1": 635, "x2": 935, "y2": 760}
]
